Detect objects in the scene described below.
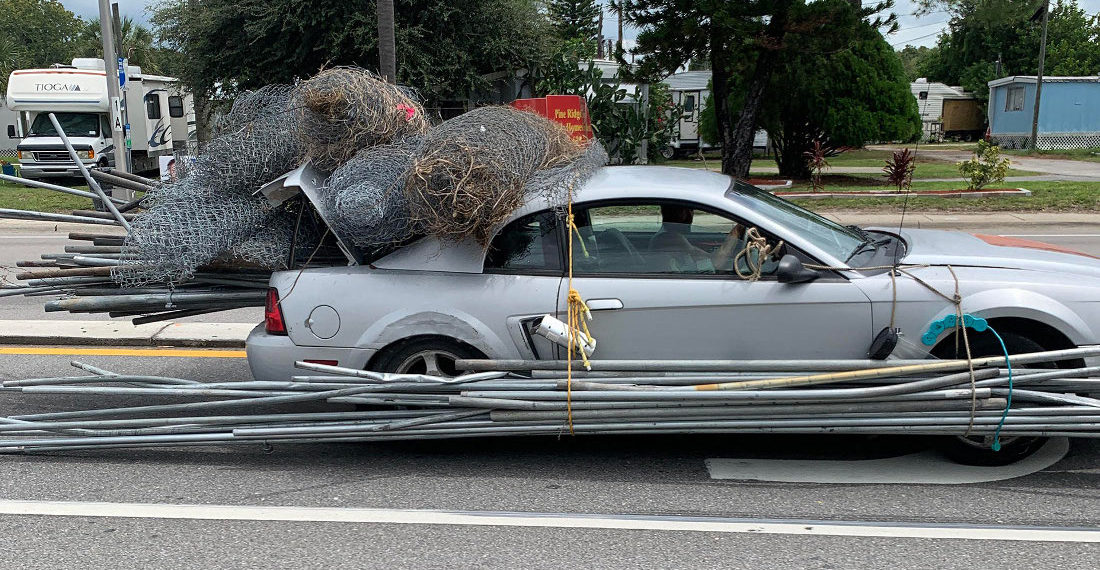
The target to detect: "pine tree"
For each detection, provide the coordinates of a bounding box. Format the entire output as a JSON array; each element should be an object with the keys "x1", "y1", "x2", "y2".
[{"x1": 547, "y1": 0, "x2": 602, "y2": 43}]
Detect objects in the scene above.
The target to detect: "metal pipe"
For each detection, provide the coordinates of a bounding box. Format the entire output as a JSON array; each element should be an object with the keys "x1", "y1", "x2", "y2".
[
  {"x1": 88, "y1": 169, "x2": 155, "y2": 194},
  {"x1": 0, "y1": 208, "x2": 121, "y2": 226},
  {"x1": 458, "y1": 358, "x2": 953, "y2": 372},
  {"x1": 47, "y1": 113, "x2": 131, "y2": 231},
  {"x1": 691, "y1": 347, "x2": 1100, "y2": 391},
  {"x1": 0, "y1": 172, "x2": 127, "y2": 204},
  {"x1": 44, "y1": 291, "x2": 266, "y2": 312}
]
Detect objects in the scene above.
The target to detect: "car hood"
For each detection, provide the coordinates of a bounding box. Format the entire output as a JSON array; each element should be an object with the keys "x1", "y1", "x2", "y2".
[{"x1": 887, "y1": 228, "x2": 1100, "y2": 279}]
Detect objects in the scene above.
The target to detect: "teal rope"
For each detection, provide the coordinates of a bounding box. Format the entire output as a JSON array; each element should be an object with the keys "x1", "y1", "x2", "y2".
[
  {"x1": 985, "y1": 324, "x2": 1013, "y2": 452},
  {"x1": 923, "y1": 313, "x2": 1014, "y2": 452}
]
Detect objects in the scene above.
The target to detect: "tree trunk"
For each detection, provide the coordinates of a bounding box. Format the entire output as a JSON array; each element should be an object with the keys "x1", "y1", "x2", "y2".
[
  {"x1": 722, "y1": 58, "x2": 773, "y2": 178},
  {"x1": 376, "y1": 0, "x2": 397, "y2": 83},
  {"x1": 712, "y1": 1, "x2": 793, "y2": 179}
]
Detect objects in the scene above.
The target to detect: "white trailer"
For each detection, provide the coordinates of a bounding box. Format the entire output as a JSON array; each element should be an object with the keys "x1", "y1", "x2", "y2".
[
  {"x1": 5, "y1": 58, "x2": 194, "y2": 180},
  {"x1": 1, "y1": 101, "x2": 20, "y2": 162}
]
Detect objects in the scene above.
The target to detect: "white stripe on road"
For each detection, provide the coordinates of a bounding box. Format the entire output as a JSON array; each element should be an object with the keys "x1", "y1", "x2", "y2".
[
  {"x1": 705, "y1": 438, "x2": 1067, "y2": 485},
  {"x1": 0, "y1": 499, "x2": 1098, "y2": 543},
  {"x1": 998, "y1": 234, "x2": 1100, "y2": 238}
]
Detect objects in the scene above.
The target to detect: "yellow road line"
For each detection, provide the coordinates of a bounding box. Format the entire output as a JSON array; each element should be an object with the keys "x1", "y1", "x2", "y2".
[{"x1": 0, "y1": 347, "x2": 247, "y2": 358}]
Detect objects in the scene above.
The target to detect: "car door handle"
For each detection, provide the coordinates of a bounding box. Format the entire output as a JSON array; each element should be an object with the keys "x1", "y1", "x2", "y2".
[{"x1": 586, "y1": 298, "x2": 624, "y2": 311}]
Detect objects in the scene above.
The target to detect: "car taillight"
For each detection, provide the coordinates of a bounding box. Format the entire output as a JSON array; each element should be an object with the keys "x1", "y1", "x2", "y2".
[{"x1": 265, "y1": 288, "x2": 287, "y2": 335}]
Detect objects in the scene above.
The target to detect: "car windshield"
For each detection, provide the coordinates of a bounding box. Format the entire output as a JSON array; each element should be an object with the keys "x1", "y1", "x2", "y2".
[
  {"x1": 725, "y1": 180, "x2": 865, "y2": 262},
  {"x1": 28, "y1": 112, "x2": 100, "y2": 137}
]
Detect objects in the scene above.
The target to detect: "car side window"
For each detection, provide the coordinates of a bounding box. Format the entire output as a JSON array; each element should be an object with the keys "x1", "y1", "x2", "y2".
[
  {"x1": 571, "y1": 202, "x2": 786, "y2": 278},
  {"x1": 484, "y1": 211, "x2": 562, "y2": 273}
]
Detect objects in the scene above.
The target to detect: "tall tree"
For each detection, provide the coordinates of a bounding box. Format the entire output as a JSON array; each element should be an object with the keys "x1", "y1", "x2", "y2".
[
  {"x1": 74, "y1": 16, "x2": 162, "y2": 74},
  {"x1": 762, "y1": 19, "x2": 920, "y2": 176},
  {"x1": 0, "y1": 0, "x2": 83, "y2": 92},
  {"x1": 895, "y1": 44, "x2": 937, "y2": 81},
  {"x1": 150, "y1": 0, "x2": 554, "y2": 107},
  {"x1": 621, "y1": 0, "x2": 896, "y2": 178},
  {"x1": 547, "y1": 0, "x2": 602, "y2": 44}
]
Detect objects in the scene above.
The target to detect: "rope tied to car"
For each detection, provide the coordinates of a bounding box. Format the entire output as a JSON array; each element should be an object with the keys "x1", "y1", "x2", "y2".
[
  {"x1": 565, "y1": 196, "x2": 595, "y2": 435},
  {"x1": 733, "y1": 227, "x2": 784, "y2": 281}
]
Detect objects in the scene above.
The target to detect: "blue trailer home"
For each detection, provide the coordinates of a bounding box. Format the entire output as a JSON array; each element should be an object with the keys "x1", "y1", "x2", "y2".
[{"x1": 987, "y1": 76, "x2": 1100, "y2": 149}]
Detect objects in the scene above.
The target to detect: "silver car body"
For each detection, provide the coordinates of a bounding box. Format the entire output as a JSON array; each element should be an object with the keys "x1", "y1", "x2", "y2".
[{"x1": 247, "y1": 166, "x2": 1100, "y2": 380}]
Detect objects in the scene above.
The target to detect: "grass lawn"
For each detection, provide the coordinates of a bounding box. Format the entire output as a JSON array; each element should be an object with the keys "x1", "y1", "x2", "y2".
[
  {"x1": 1002, "y1": 147, "x2": 1100, "y2": 163},
  {"x1": 0, "y1": 180, "x2": 93, "y2": 213},
  {"x1": 786, "y1": 180, "x2": 1100, "y2": 212},
  {"x1": 667, "y1": 148, "x2": 1038, "y2": 178}
]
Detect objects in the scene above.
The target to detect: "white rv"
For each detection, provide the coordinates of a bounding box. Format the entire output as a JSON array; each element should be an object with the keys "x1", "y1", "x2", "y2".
[{"x1": 5, "y1": 58, "x2": 194, "y2": 179}]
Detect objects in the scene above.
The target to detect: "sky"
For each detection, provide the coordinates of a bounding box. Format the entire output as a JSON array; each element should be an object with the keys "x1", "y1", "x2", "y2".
[{"x1": 63, "y1": 0, "x2": 1100, "y2": 51}]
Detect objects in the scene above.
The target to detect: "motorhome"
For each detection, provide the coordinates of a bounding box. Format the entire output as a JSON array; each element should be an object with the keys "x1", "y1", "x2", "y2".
[{"x1": 5, "y1": 58, "x2": 194, "y2": 179}]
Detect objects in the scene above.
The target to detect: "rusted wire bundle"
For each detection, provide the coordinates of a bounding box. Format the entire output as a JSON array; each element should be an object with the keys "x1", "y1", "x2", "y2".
[
  {"x1": 298, "y1": 67, "x2": 430, "y2": 171},
  {"x1": 405, "y1": 106, "x2": 584, "y2": 244}
]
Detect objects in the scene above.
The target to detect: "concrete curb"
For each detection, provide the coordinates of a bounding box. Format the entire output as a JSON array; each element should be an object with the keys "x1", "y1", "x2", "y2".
[
  {"x1": 0, "y1": 320, "x2": 254, "y2": 348},
  {"x1": 779, "y1": 188, "x2": 1032, "y2": 199}
]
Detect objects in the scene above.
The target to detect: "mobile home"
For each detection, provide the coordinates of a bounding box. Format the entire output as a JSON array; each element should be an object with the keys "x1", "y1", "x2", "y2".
[
  {"x1": 910, "y1": 79, "x2": 984, "y2": 142},
  {"x1": 5, "y1": 58, "x2": 194, "y2": 179},
  {"x1": 987, "y1": 76, "x2": 1100, "y2": 149}
]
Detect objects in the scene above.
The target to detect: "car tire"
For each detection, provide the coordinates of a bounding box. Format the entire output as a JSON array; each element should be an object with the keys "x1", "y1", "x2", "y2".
[
  {"x1": 931, "y1": 330, "x2": 1050, "y2": 466},
  {"x1": 660, "y1": 146, "x2": 675, "y2": 160},
  {"x1": 373, "y1": 338, "x2": 483, "y2": 377}
]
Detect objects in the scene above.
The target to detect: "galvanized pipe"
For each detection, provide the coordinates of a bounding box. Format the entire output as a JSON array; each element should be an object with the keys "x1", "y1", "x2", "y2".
[
  {"x1": 47, "y1": 113, "x2": 131, "y2": 231},
  {"x1": 0, "y1": 172, "x2": 127, "y2": 204}
]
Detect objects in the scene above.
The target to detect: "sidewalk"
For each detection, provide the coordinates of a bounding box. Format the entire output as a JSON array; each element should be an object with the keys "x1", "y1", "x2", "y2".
[
  {"x1": 0, "y1": 320, "x2": 254, "y2": 348},
  {"x1": 818, "y1": 211, "x2": 1099, "y2": 229}
]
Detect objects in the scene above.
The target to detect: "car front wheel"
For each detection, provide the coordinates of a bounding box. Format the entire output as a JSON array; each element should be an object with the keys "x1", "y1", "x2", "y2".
[{"x1": 931, "y1": 330, "x2": 1051, "y2": 466}]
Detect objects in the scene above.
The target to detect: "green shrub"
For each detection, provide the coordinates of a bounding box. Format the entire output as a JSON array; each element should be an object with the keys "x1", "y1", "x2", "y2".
[{"x1": 956, "y1": 140, "x2": 1010, "y2": 190}]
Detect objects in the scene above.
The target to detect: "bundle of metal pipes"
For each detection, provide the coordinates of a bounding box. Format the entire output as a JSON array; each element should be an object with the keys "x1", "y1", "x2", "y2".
[
  {"x1": 0, "y1": 113, "x2": 271, "y2": 323},
  {"x1": 1, "y1": 346, "x2": 1098, "y2": 453}
]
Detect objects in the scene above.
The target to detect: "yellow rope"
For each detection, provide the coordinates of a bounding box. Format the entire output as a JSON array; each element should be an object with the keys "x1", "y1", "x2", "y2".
[{"x1": 565, "y1": 200, "x2": 594, "y2": 435}]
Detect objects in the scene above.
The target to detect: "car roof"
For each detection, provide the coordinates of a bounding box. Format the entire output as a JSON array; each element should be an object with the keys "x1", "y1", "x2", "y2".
[
  {"x1": 375, "y1": 166, "x2": 747, "y2": 273},
  {"x1": 522, "y1": 165, "x2": 733, "y2": 215}
]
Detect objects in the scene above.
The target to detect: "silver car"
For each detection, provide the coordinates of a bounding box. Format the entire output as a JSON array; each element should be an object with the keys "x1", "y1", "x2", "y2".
[{"x1": 247, "y1": 166, "x2": 1100, "y2": 382}]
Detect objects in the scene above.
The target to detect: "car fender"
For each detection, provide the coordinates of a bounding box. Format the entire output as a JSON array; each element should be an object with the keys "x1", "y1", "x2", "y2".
[
  {"x1": 925, "y1": 287, "x2": 1095, "y2": 345},
  {"x1": 357, "y1": 309, "x2": 511, "y2": 359}
]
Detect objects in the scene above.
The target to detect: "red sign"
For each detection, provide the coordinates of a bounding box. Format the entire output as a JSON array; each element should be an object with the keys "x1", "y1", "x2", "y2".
[{"x1": 511, "y1": 95, "x2": 592, "y2": 143}]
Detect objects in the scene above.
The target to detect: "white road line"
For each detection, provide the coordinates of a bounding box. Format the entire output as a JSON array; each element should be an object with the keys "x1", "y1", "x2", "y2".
[
  {"x1": 0, "y1": 499, "x2": 1097, "y2": 543},
  {"x1": 998, "y1": 234, "x2": 1100, "y2": 238},
  {"x1": 705, "y1": 438, "x2": 1067, "y2": 485},
  {"x1": 0, "y1": 235, "x2": 72, "y2": 239}
]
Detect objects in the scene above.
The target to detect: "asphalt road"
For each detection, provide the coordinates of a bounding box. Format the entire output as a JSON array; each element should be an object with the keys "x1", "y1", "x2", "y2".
[
  {"x1": 0, "y1": 223, "x2": 1098, "y2": 567},
  {"x1": 1, "y1": 349, "x2": 1100, "y2": 568}
]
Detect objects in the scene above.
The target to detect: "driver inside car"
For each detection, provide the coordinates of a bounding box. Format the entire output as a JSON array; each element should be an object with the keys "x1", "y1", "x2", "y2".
[{"x1": 648, "y1": 205, "x2": 745, "y2": 273}]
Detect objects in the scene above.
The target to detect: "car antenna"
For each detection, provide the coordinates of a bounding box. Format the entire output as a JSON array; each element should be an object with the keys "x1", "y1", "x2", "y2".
[{"x1": 894, "y1": 90, "x2": 932, "y2": 268}]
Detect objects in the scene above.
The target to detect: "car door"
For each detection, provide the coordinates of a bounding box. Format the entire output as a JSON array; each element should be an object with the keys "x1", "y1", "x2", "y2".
[
  {"x1": 559, "y1": 201, "x2": 875, "y2": 360},
  {"x1": 483, "y1": 209, "x2": 565, "y2": 359}
]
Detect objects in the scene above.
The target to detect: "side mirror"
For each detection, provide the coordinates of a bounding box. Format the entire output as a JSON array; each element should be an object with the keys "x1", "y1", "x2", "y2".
[
  {"x1": 6, "y1": 125, "x2": 15, "y2": 139},
  {"x1": 777, "y1": 254, "x2": 819, "y2": 284}
]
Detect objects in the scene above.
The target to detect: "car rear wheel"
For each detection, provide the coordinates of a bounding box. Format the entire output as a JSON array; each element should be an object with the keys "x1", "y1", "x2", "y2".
[
  {"x1": 374, "y1": 338, "x2": 483, "y2": 377},
  {"x1": 931, "y1": 330, "x2": 1050, "y2": 466}
]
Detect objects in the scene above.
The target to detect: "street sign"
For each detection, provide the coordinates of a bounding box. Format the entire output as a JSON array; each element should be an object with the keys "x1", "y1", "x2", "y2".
[
  {"x1": 110, "y1": 97, "x2": 124, "y2": 132},
  {"x1": 117, "y1": 57, "x2": 126, "y2": 90}
]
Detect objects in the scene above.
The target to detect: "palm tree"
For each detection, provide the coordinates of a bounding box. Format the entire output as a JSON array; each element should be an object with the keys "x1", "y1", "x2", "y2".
[{"x1": 76, "y1": 16, "x2": 160, "y2": 74}]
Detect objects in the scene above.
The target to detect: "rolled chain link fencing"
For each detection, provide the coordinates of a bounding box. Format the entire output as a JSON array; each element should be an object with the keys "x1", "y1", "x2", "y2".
[{"x1": 115, "y1": 68, "x2": 607, "y2": 286}]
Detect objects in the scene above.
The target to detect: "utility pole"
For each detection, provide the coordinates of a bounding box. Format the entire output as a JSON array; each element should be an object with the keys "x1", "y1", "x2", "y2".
[
  {"x1": 111, "y1": 2, "x2": 131, "y2": 174},
  {"x1": 376, "y1": 0, "x2": 397, "y2": 83},
  {"x1": 98, "y1": 0, "x2": 130, "y2": 198},
  {"x1": 1029, "y1": 0, "x2": 1050, "y2": 150}
]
